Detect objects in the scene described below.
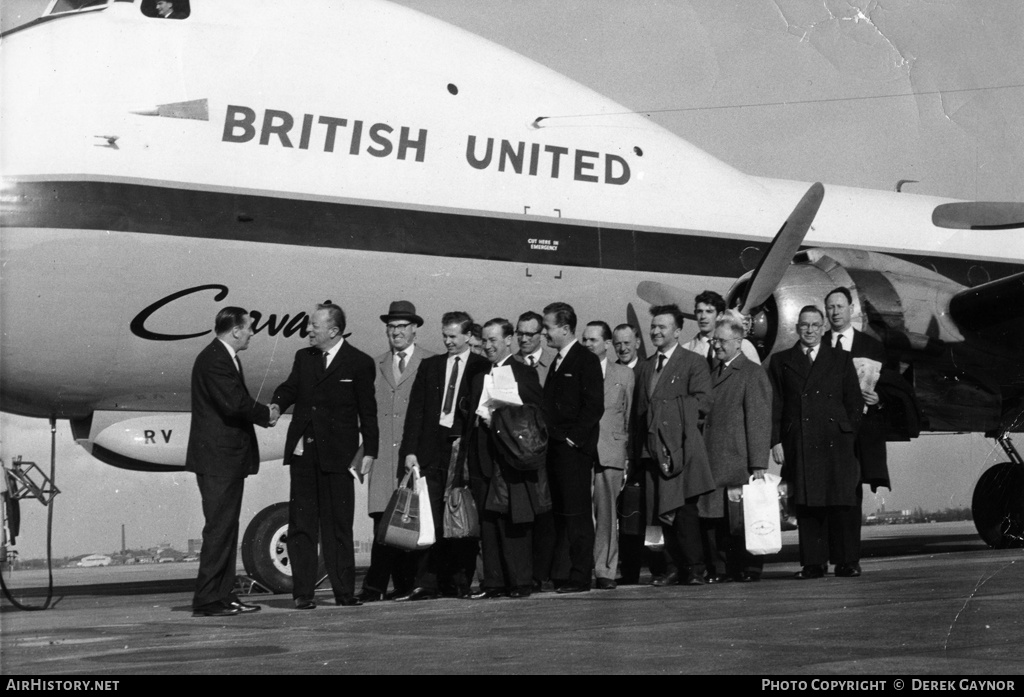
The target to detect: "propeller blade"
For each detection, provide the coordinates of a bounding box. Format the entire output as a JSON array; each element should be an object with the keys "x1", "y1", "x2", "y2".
[
  {"x1": 740, "y1": 182, "x2": 825, "y2": 314},
  {"x1": 626, "y1": 302, "x2": 648, "y2": 359},
  {"x1": 636, "y1": 281, "x2": 697, "y2": 319}
]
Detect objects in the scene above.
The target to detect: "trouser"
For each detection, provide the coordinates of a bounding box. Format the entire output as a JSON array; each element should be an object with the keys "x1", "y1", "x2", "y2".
[
  {"x1": 362, "y1": 512, "x2": 413, "y2": 595},
  {"x1": 795, "y1": 503, "x2": 856, "y2": 567},
  {"x1": 699, "y1": 515, "x2": 764, "y2": 577},
  {"x1": 288, "y1": 451, "x2": 356, "y2": 601},
  {"x1": 193, "y1": 473, "x2": 244, "y2": 608},
  {"x1": 830, "y1": 484, "x2": 864, "y2": 565},
  {"x1": 593, "y1": 465, "x2": 624, "y2": 579},
  {"x1": 480, "y1": 509, "x2": 533, "y2": 590},
  {"x1": 661, "y1": 496, "x2": 704, "y2": 578},
  {"x1": 536, "y1": 441, "x2": 595, "y2": 585}
]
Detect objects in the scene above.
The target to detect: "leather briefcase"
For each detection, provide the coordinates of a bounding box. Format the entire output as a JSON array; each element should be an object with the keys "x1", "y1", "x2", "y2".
[
  {"x1": 442, "y1": 438, "x2": 480, "y2": 539},
  {"x1": 376, "y1": 468, "x2": 421, "y2": 551},
  {"x1": 617, "y1": 481, "x2": 644, "y2": 536}
]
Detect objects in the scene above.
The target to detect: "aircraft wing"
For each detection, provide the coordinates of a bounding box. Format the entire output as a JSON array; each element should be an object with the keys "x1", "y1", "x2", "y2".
[{"x1": 948, "y1": 271, "x2": 1024, "y2": 355}]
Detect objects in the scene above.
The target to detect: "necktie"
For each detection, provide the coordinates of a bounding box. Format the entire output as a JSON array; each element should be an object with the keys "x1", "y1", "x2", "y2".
[
  {"x1": 717, "y1": 361, "x2": 725, "y2": 378},
  {"x1": 397, "y1": 351, "x2": 407, "y2": 374},
  {"x1": 529, "y1": 355, "x2": 536, "y2": 367},
  {"x1": 649, "y1": 353, "x2": 667, "y2": 394},
  {"x1": 552, "y1": 353, "x2": 562, "y2": 373},
  {"x1": 322, "y1": 351, "x2": 329, "y2": 370},
  {"x1": 442, "y1": 356, "x2": 460, "y2": 415},
  {"x1": 805, "y1": 346, "x2": 814, "y2": 369},
  {"x1": 836, "y1": 335, "x2": 845, "y2": 352},
  {"x1": 657, "y1": 354, "x2": 666, "y2": 372},
  {"x1": 706, "y1": 344, "x2": 715, "y2": 371}
]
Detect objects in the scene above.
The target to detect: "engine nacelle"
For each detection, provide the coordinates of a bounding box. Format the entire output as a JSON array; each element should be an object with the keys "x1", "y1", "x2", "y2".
[{"x1": 70, "y1": 410, "x2": 290, "y2": 472}]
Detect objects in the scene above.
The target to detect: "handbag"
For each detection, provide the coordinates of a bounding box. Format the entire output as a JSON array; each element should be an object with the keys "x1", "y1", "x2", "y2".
[
  {"x1": 376, "y1": 467, "x2": 423, "y2": 551},
  {"x1": 742, "y1": 472, "x2": 783, "y2": 555},
  {"x1": 617, "y1": 480, "x2": 644, "y2": 536},
  {"x1": 443, "y1": 438, "x2": 480, "y2": 539}
]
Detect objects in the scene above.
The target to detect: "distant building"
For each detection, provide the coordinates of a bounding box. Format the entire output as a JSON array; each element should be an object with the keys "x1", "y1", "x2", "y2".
[
  {"x1": 187, "y1": 538, "x2": 203, "y2": 555},
  {"x1": 77, "y1": 554, "x2": 112, "y2": 567}
]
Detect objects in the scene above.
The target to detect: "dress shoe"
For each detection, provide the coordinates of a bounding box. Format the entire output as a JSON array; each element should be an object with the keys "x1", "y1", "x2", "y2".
[
  {"x1": 704, "y1": 573, "x2": 733, "y2": 584},
  {"x1": 455, "y1": 584, "x2": 472, "y2": 599},
  {"x1": 508, "y1": 586, "x2": 533, "y2": 599},
  {"x1": 294, "y1": 597, "x2": 317, "y2": 610},
  {"x1": 193, "y1": 601, "x2": 241, "y2": 617},
  {"x1": 356, "y1": 588, "x2": 385, "y2": 603},
  {"x1": 471, "y1": 588, "x2": 506, "y2": 600},
  {"x1": 335, "y1": 595, "x2": 364, "y2": 607},
  {"x1": 532, "y1": 579, "x2": 556, "y2": 593},
  {"x1": 392, "y1": 587, "x2": 439, "y2": 602},
  {"x1": 794, "y1": 565, "x2": 825, "y2": 580},
  {"x1": 834, "y1": 564, "x2": 862, "y2": 578},
  {"x1": 651, "y1": 571, "x2": 680, "y2": 587},
  {"x1": 228, "y1": 600, "x2": 262, "y2": 613},
  {"x1": 734, "y1": 571, "x2": 761, "y2": 583},
  {"x1": 555, "y1": 582, "x2": 591, "y2": 594},
  {"x1": 683, "y1": 574, "x2": 706, "y2": 586},
  {"x1": 596, "y1": 578, "x2": 617, "y2": 590}
]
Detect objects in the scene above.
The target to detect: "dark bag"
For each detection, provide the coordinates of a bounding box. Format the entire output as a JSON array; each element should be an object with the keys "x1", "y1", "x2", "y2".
[
  {"x1": 376, "y1": 468, "x2": 422, "y2": 551},
  {"x1": 491, "y1": 403, "x2": 548, "y2": 471},
  {"x1": 618, "y1": 481, "x2": 644, "y2": 536},
  {"x1": 443, "y1": 438, "x2": 480, "y2": 539}
]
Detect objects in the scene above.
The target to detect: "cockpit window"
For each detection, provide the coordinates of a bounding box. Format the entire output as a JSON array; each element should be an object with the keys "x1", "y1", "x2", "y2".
[
  {"x1": 43, "y1": 0, "x2": 109, "y2": 17},
  {"x1": 141, "y1": 0, "x2": 190, "y2": 19}
]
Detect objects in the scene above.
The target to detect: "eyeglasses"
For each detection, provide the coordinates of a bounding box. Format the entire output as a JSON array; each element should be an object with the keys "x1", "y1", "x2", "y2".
[
  {"x1": 797, "y1": 322, "x2": 823, "y2": 330},
  {"x1": 387, "y1": 322, "x2": 414, "y2": 331},
  {"x1": 516, "y1": 330, "x2": 541, "y2": 338}
]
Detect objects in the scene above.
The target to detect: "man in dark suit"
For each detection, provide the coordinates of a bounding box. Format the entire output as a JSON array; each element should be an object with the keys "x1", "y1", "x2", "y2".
[
  {"x1": 824, "y1": 286, "x2": 889, "y2": 577},
  {"x1": 271, "y1": 301, "x2": 378, "y2": 609},
  {"x1": 461, "y1": 318, "x2": 549, "y2": 598},
  {"x1": 397, "y1": 311, "x2": 488, "y2": 601},
  {"x1": 633, "y1": 304, "x2": 715, "y2": 586},
  {"x1": 186, "y1": 307, "x2": 274, "y2": 617},
  {"x1": 768, "y1": 305, "x2": 864, "y2": 579},
  {"x1": 700, "y1": 311, "x2": 773, "y2": 582},
  {"x1": 533, "y1": 302, "x2": 604, "y2": 593}
]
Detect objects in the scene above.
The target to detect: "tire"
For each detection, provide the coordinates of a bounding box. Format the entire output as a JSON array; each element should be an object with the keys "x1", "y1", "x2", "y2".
[
  {"x1": 241, "y1": 502, "x2": 329, "y2": 594},
  {"x1": 971, "y1": 462, "x2": 1024, "y2": 549},
  {"x1": 241, "y1": 502, "x2": 294, "y2": 594}
]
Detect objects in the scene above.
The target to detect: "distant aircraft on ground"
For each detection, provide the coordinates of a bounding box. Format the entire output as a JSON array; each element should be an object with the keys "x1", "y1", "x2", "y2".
[{"x1": 2, "y1": 0, "x2": 1021, "y2": 590}]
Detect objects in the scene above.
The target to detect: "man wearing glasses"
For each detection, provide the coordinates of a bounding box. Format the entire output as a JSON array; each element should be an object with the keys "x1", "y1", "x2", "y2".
[
  {"x1": 767, "y1": 306, "x2": 863, "y2": 580},
  {"x1": 700, "y1": 312, "x2": 773, "y2": 583},
  {"x1": 513, "y1": 311, "x2": 558, "y2": 387},
  {"x1": 359, "y1": 301, "x2": 433, "y2": 602}
]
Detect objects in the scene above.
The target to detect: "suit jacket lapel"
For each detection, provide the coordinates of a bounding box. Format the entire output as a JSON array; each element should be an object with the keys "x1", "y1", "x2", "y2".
[
  {"x1": 378, "y1": 352, "x2": 397, "y2": 389},
  {"x1": 396, "y1": 349, "x2": 421, "y2": 388},
  {"x1": 650, "y1": 347, "x2": 682, "y2": 400},
  {"x1": 318, "y1": 343, "x2": 346, "y2": 385},
  {"x1": 784, "y1": 344, "x2": 811, "y2": 382}
]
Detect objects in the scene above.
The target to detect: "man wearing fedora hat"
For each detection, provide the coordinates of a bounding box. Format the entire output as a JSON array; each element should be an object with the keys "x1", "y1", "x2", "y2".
[{"x1": 358, "y1": 300, "x2": 434, "y2": 602}]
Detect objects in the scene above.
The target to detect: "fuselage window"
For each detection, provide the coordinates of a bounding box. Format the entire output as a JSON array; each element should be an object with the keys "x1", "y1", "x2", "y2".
[{"x1": 141, "y1": 0, "x2": 190, "y2": 19}]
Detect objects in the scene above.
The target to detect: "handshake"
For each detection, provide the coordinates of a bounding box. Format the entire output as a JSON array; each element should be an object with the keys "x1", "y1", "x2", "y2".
[{"x1": 267, "y1": 403, "x2": 281, "y2": 427}]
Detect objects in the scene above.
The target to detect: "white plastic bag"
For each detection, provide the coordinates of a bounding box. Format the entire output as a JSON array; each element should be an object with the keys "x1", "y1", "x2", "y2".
[
  {"x1": 742, "y1": 472, "x2": 783, "y2": 555},
  {"x1": 415, "y1": 466, "x2": 435, "y2": 547}
]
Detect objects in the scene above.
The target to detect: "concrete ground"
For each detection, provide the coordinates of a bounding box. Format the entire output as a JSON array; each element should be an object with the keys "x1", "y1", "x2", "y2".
[{"x1": 1, "y1": 522, "x2": 1022, "y2": 675}]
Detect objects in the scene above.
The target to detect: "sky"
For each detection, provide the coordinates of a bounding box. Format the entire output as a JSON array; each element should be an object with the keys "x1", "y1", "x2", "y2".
[{"x1": 1, "y1": 0, "x2": 1022, "y2": 559}]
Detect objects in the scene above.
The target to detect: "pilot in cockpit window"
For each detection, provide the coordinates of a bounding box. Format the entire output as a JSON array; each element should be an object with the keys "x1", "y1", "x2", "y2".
[{"x1": 143, "y1": 0, "x2": 190, "y2": 19}]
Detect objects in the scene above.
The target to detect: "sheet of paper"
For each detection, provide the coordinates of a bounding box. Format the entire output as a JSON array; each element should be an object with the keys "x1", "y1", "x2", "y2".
[{"x1": 853, "y1": 357, "x2": 881, "y2": 393}]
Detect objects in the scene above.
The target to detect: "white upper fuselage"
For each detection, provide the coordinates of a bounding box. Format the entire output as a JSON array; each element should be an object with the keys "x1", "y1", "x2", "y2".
[{"x1": 1, "y1": 0, "x2": 1020, "y2": 420}]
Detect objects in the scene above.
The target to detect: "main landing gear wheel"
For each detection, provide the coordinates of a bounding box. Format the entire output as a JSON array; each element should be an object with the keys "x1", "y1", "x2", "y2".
[
  {"x1": 241, "y1": 502, "x2": 329, "y2": 594},
  {"x1": 971, "y1": 462, "x2": 1024, "y2": 549}
]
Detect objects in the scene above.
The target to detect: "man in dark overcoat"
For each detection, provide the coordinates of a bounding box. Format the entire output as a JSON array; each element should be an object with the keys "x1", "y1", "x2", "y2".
[
  {"x1": 632, "y1": 304, "x2": 715, "y2": 586},
  {"x1": 768, "y1": 305, "x2": 863, "y2": 579},
  {"x1": 699, "y1": 311, "x2": 773, "y2": 582}
]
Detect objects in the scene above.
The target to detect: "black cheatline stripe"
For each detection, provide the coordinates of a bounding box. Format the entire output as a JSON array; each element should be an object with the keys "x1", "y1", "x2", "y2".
[{"x1": 3, "y1": 180, "x2": 1021, "y2": 285}]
